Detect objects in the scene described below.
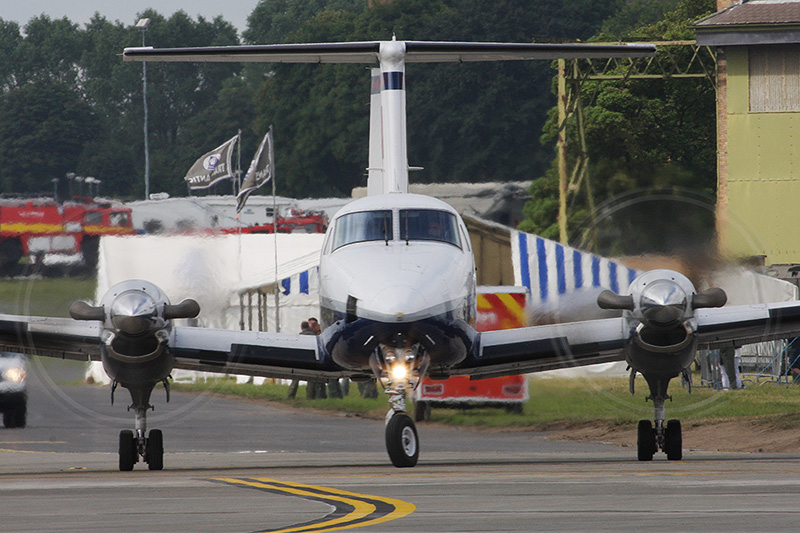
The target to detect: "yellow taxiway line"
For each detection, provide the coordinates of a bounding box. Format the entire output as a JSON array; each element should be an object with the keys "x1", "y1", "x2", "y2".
[{"x1": 213, "y1": 477, "x2": 415, "y2": 532}]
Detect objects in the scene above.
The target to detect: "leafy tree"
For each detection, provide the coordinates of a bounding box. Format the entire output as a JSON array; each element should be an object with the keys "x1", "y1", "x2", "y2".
[
  {"x1": 0, "y1": 0, "x2": 675, "y2": 203},
  {"x1": 0, "y1": 79, "x2": 98, "y2": 193},
  {"x1": 137, "y1": 11, "x2": 242, "y2": 197},
  {"x1": 250, "y1": 0, "x2": 618, "y2": 197},
  {"x1": 600, "y1": 0, "x2": 680, "y2": 39},
  {"x1": 13, "y1": 16, "x2": 85, "y2": 87},
  {"x1": 0, "y1": 10, "x2": 246, "y2": 198},
  {"x1": 0, "y1": 20, "x2": 22, "y2": 91},
  {"x1": 244, "y1": 0, "x2": 365, "y2": 44},
  {"x1": 519, "y1": 0, "x2": 717, "y2": 257}
]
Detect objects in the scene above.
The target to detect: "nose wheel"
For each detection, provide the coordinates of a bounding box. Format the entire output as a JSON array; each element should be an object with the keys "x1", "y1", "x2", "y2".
[{"x1": 385, "y1": 412, "x2": 419, "y2": 467}]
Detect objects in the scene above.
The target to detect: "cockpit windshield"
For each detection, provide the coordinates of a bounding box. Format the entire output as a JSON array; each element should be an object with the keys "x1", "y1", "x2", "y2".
[
  {"x1": 331, "y1": 210, "x2": 392, "y2": 250},
  {"x1": 400, "y1": 209, "x2": 461, "y2": 247}
]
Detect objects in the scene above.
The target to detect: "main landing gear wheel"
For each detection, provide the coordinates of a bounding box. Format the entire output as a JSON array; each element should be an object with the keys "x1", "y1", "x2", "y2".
[
  {"x1": 386, "y1": 413, "x2": 419, "y2": 468},
  {"x1": 119, "y1": 430, "x2": 136, "y2": 471},
  {"x1": 146, "y1": 429, "x2": 164, "y2": 471},
  {"x1": 664, "y1": 419, "x2": 682, "y2": 461},
  {"x1": 637, "y1": 420, "x2": 656, "y2": 461}
]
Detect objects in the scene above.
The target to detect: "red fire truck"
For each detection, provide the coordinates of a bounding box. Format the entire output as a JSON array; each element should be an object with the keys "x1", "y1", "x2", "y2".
[
  {"x1": 0, "y1": 197, "x2": 134, "y2": 273},
  {"x1": 413, "y1": 287, "x2": 530, "y2": 421},
  {"x1": 219, "y1": 209, "x2": 328, "y2": 235}
]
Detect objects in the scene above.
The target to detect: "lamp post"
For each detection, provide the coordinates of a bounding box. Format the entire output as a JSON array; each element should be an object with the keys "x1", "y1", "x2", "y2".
[
  {"x1": 65, "y1": 172, "x2": 75, "y2": 198},
  {"x1": 136, "y1": 18, "x2": 151, "y2": 199},
  {"x1": 85, "y1": 177, "x2": 97, "y2": 197}
]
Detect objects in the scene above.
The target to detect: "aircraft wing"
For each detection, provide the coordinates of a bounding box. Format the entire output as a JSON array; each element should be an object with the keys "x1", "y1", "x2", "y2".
[
  {"x1": 169, "y1": 326, "x2": 344, "y2": 381},
  {"x1": 0, "y1": 313, "x2": 340, "y2": 381},
  {"x1": 696, "y1": 301, "x2": 800, "y2": 350},
  {"x1": 122, "y1": 41, "x2": 655, "y2": 64},
  {"x1": 452, "y1": 299, "x2": 800, "y2": 380},
  {"x1": 0, "y1": 313, "x2": 102, "y2": 361},
  {"x1": 452, "y1": 317, "x2": 628, "y2": 379}
]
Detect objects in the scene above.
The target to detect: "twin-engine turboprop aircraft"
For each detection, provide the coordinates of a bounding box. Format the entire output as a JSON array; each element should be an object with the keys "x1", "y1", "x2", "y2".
[{"x1": 1, "y1": 39, "x2": 799, "y2": 470}]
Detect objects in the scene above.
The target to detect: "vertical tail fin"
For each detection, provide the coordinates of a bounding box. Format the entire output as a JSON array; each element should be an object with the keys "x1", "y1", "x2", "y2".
[
  {"x1": 378, "y1": 40, "x2": 409, "y2": 194},
  {"x1": 367, "y1": 68, "x2": 385, "y2": 196}
]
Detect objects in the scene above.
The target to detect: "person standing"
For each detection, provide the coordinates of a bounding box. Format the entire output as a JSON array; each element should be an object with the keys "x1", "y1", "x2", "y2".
[
  {"x1": 288, "y1": 321, "x2": 315, "y2": 399},
  {"x1": 305, "y1": 317, "x2": 328, "y2": 399},
  {"x1": 308, "y1": 317, "x2": 343, "y2": 398}
]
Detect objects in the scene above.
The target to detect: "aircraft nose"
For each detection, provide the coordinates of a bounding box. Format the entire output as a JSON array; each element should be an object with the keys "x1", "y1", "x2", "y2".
[{"x1": 369, "y1": 285, "x2": 429, "y2": 321}]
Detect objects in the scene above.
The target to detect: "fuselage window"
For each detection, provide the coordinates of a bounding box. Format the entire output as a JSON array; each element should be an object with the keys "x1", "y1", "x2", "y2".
[
  {"x1": 331, "y1": 210, "x2": 392, "y2": 250},
  {"x1": 399, "y1": 209, "x2": 461, "y2": 248}
]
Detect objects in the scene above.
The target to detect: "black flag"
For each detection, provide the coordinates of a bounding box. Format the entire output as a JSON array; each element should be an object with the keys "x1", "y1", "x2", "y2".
[
  {"x1": 236, "y1": 129, "x2": 274, "y2": 213},
  {"x1": 183, "y1": 135, "x2": 238, "y2": 190}
]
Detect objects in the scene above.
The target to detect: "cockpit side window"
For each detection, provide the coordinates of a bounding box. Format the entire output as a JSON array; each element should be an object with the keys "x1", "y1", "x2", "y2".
[
  {"x1": 331, "y1": 210, "x2": 392, "y2": 250},
  {"x1": 399, "y1": 209, "x2": 461, "y2": 248}
]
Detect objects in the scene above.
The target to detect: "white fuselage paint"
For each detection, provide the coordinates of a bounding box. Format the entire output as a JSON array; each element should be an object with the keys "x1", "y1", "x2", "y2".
[
  {"x1": 320, "y1": 193, "x2": 475, "y2": 323},
  {"x1": 318, "y1": 193, "x2": 476, "y2": 370}
]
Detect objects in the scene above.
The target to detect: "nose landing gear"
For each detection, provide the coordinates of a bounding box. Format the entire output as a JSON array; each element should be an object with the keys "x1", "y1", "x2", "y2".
[
  {"x1": 385, "y1": 390, "x2": 419, "y2": 467},
  {"x1": 376, "y1": 341, "x2": 425, "y2": 467}
]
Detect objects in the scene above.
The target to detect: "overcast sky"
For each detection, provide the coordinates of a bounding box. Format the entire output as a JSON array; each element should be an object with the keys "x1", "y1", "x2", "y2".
[{"x1": 2, "y1": 1, "x2": 261, "y2": 34}]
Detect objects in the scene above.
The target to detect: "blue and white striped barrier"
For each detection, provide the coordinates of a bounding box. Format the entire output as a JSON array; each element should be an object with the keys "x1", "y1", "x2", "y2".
[
  {"x1": 280, "y1": 266, "x2": 320, "y2": 296},
  {"x1": 512, "y1": 231, "x2": 640, "y2": 305}
]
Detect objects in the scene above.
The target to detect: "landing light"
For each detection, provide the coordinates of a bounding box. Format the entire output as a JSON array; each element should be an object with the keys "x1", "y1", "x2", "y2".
[{"x1": 391, "y1": 364, "x2": 407, "y2": 380}]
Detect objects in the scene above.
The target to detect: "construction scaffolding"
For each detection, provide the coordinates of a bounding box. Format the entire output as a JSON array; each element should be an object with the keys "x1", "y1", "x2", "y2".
[{"x1": 555, "y1": 41, "x2": 717, "y2": 244}]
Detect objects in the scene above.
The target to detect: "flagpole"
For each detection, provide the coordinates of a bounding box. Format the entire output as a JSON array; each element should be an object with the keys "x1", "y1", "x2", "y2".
[
  {"x1": 236, "y1": 133, "x2": 242, "y2": 282},
  {"x1": 234, "y1": 129, "x2": 241, "y2": 196},
  {"x1": 270, "y1": 125, "x2": 280, "y2": 333}
]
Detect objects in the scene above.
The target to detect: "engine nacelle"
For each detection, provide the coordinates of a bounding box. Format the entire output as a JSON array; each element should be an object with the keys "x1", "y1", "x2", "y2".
[
  {"x1": 70, "y1": 280, "x2": 199, "y2": 370},
  {"x1": 598, "y1": 269, "x2": 726, "y2": 376}
]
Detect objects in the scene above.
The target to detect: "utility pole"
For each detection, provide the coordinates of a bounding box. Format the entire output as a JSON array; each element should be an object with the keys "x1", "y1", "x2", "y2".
[
  {"x1": 557, "y1": 58, "x2": 568, "y2": 245},
  {"x1": 137, "y1": 18, "x2": 151, "y2": 199}
]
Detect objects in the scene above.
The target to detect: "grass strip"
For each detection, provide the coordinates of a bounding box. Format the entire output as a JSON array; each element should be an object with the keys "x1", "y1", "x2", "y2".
[{"x1": 172, "y1": 374, "x2": 800, "y2": 431}]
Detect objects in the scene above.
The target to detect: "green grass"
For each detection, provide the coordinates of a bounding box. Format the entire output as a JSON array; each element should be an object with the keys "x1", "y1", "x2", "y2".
[
  {"x1": 172, "y1": 374, "x2": 800, "y2": 431},
  {"x1": 172, "y1": 378, "x2": 391, "y2": 419},
  {"x1": 0, "y1": 276, "x2": 96, "y2": 317}
]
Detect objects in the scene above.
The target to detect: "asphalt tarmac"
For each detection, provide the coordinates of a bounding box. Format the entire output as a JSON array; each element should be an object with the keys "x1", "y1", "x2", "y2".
[{"x1": 3, "y1": 358, "x2": 800, "y2": 532}]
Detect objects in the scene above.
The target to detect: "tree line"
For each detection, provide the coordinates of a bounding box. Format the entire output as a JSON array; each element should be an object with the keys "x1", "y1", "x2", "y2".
[
  {"x1": 519, "y1": 0, "x2": 719, "y2": 257},
  {"x1": 0, "y1": 0, "x2": 617, "y2": 200},
  {"x1": 0, "y1": 0, "x2": 719, "y2": 256}
]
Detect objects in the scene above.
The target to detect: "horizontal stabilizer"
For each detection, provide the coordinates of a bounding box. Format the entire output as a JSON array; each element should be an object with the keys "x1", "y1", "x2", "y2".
[{"x1": 123, "y1": 41, "x2": 655, "y2": 64}]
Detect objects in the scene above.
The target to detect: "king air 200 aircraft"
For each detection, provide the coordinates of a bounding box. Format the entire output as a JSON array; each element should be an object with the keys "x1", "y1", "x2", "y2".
[{"x1": 2, "y1": 39, "x2": 800, "y2": 471}]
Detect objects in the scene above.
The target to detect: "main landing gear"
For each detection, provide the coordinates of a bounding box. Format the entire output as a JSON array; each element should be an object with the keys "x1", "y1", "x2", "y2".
[
  {"x1": 114, "y1": 379, "x2": 167, "y2": 471},
  {"x1": 636, "y1": 373, "x2": 682, "y2": 461},
  {"x1": 119, "y1": 428, "x2": 163, "y2": 471},
  {"x1": 637, "y1": 419, "x2": 682, "y2": 461}
]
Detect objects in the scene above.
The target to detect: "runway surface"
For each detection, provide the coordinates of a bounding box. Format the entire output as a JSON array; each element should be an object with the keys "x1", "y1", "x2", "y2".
[{"x1": 3, "y1": 358, "x2": 800, "y2": 532}]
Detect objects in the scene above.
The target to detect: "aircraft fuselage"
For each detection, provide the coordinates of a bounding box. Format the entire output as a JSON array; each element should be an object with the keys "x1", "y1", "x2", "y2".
[{"x1": 318, "y1": 193, "x2": 476, "y2": 372}]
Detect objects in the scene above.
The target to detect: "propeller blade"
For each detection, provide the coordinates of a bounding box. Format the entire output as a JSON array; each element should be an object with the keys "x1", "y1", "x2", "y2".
[
  {"x1": 597, "y1": 290, "x2": 635, "y2": 311},
  {"x1": 163, "y1": 299, "x2": 200, "y2": 320},
  {"x1": 692, "y1": 287, "x2": 727, "y2": 309},
  {"x1": 69, "y1": 301, "x2": 105, "y2": 321}
]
